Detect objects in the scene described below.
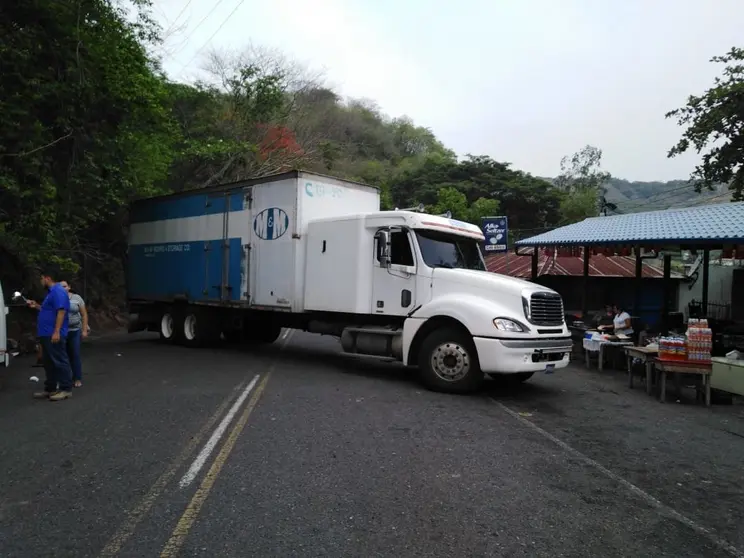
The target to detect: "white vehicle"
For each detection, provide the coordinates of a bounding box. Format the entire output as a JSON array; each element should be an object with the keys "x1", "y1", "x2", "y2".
[
  {"x1": 1, "y1": 283, "x2": 11, "y2": 367},
  {"x1": 127, "y1": 171, "x2": 571, "y2": 393}
]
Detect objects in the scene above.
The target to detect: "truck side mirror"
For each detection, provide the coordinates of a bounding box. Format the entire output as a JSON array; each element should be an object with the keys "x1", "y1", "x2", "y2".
[{"x1": 375, "y1": 230, "x2": 391, "y2": 267}]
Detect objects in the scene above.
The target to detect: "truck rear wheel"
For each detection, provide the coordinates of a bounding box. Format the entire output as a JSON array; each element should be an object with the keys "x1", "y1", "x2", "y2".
[
  {"x1": 417, "y1": 328, "x2": 483, "y2": 394},
  {"x1": 182, "y1": 308, "x2": 220, "y2": 348},
  {"x1": 159, "y1": 312, "x2": 177, "y2": 343}
]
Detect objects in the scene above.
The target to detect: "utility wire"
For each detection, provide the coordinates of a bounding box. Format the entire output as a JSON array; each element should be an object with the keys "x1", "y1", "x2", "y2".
[{"x1": 177, "y1": 0, "x2": 246, "y2": 74}]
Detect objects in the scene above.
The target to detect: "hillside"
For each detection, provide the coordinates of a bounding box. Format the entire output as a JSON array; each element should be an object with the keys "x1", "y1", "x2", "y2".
[{"x1": 604, "y1": 178, "x2": 733, "y2": 213}]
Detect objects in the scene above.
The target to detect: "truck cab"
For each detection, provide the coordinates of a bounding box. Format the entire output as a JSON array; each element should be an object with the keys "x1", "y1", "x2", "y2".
[{"x1": 303, "y1": 210, "x2": 572, "y2": 392}]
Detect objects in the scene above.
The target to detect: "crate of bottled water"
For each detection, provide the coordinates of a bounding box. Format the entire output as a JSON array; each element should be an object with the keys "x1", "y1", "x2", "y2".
[{"x1": 686, "y1": 319, "x2": 712, "y2": 362}]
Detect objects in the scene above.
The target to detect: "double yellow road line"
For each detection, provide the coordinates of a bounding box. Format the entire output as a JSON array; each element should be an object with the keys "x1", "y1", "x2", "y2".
[{"x1": 100, "y1": 330, "x2": 292, "y2": 557}]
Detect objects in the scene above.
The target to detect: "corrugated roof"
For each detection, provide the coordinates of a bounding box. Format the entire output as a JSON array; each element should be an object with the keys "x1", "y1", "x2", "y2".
[
  {"x1": 485, "y1": 251, "x2": 685, "y2": 279},
  {"x1": 515, "y1": 201, "x2": 744, "y2": 247}
]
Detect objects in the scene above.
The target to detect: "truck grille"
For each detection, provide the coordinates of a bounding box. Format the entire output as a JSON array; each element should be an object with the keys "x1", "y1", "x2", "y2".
[{"x1": 528, "y1": 292, "x2": 564, "y2": 326}]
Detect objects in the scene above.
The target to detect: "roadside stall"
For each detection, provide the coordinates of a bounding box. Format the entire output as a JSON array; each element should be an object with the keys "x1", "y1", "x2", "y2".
[
  {"x1": 513, "y1": 202, "x2": 744, "y2": 405},
  {"x1": 582, "y1": 331, "x2": 633, "y2": 372}
]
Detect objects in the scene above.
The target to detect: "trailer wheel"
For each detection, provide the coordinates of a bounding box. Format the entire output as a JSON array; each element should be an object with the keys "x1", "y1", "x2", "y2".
[
  {"x1": 222, "y1": 329, "x2": 242, "y2": 344},
  {"x1": 417, "y1": 328, "x2": 483, "y2": 394},
  {"x1": 182, "y1": 308, "x2": 219, "y2": 348},
  {"x1": 159, "y1": 312, "x2": 177, "y2": 343}
]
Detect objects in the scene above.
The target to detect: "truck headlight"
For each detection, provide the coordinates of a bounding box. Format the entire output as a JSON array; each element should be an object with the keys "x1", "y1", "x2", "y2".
[{"x1": 493, "y1": 318, "x2": 525, "y2": 332}]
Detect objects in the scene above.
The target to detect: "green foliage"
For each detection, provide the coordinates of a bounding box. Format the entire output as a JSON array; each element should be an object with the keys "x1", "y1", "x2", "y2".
[
  {"x1": 468, "y1": 197, "x2": 501, "y2": 224},
  {"x1": 430, "y1": 187, "x2": 469, "y2": 219},
  {"x1": 390, "y1": 155, "x2": 562, "y2": 230},
  {"x1": 0, "y1": 0, "x2": 177, "y2": 279},
  {"x1": 429, "y1": 188, "x2": 501, "y2": 225},
  {"x1": 559, "y1": 188, "x2": 599, "y2": 225},
  {"x1": 666, "y1": 47, "x2": 744, "y2": 201},
  {"x1": 554, "y1": 145, "x2": 613, "y2": 222}
]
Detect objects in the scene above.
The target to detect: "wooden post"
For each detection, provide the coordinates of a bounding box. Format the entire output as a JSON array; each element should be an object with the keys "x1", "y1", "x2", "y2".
[
  {"x1": 702, "y1": 248, "x2": 710, "y2": 317},
  {"x1": 531, "y1": 247, "x2": 539, "y2": 280},
  {"x1": 661, "y1": 254, "x2": 672, "y2": 335},
  {"x1": 634, "y1": 245, "x2": 642, "y2": 317},
  {"x1": 582, "y1": 246, "x2": 590, "y2": 319}
]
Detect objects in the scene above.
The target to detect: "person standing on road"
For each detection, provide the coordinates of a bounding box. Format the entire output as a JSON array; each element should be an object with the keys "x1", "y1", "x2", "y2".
[
  {"x1": 26, "y1": 269, "x2": 73, "y2": 401},
  {"x1": 60, "y1": 281, "x2": 88, "y2": 388}
]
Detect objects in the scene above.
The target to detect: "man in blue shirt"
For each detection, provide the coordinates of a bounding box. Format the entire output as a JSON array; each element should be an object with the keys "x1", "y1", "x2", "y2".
[{"x1": 28, "y1": 269, "x2": 73, "y2": 401}]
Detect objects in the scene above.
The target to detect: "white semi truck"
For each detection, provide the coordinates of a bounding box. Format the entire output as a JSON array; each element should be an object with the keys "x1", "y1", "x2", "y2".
[{"x1": 127, "y1": 171, "x2": 571, "y2": 393}]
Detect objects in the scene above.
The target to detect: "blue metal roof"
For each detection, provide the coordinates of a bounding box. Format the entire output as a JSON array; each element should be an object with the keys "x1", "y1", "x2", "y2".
[{"x1": 515, "y1": 202, "x2": 744, "y2": 247}]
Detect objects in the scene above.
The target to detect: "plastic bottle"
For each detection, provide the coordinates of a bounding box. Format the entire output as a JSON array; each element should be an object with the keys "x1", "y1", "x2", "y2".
[{"x1": 659, "y1": 337, "x2": 667, "y2": 359}]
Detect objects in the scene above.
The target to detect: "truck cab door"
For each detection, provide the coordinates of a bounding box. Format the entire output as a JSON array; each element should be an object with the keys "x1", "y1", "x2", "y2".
[{"x1": 372, "y1": 227, "x2": 417, "y2": 316}]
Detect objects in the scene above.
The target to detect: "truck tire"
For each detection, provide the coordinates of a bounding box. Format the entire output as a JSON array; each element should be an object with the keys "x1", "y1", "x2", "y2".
[
  {"x1": 182, "y1": 308, "x2": 220, "y2": 348},
  {"x1": 488, "y1": 372, "x2": 534, "y2": 384},
  {"x1": 222, "y1": 329, "x2": 242, "y2": 344},
  {"x1": 222, "y1": 323, "x2": 281, "y2": 345},
  {"x1": 252, "y1": 324, "x2": 282, "y2": 344},
  {"x1": 417, "y1": 328, "x2": 483, "y2": 394},
  {"x1": 159, "y1": 311, "x2": 177, "y2": 343}
]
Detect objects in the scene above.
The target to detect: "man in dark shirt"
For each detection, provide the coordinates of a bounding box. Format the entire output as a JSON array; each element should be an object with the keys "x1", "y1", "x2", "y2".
[{"x1": 28, "y1": 269, "x2": 73, "y2": 401}]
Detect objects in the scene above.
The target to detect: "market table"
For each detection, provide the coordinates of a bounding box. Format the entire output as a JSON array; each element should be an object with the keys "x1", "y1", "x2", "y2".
[
  {"x1": 583, "y1": 337, "x2": 634, "y2": 372},
  {"x1": 624, "y1": 346, "x2": 659, "y2": 394},
  {"x1": 654, "y1": 358, "x2": 712, "y2": 407}
]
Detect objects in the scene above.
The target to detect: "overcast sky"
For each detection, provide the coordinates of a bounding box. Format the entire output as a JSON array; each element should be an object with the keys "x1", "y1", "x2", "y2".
[{"x1": 152, "y1": 0, "x2": 744, "y2": 182}]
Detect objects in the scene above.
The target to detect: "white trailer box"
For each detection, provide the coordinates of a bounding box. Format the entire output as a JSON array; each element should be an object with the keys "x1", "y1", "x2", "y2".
[
  {"x1": 128, "y1": 171, "x2": 379, "y2": 312},
  {"x1": 250, "y1": 173, "x2": 379, "y2": 312}
]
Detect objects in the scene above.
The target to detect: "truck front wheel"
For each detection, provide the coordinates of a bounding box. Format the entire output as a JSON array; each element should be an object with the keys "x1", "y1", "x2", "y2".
[{"x1": 417, "y1": 328, "x2": 483, "y2": 394}]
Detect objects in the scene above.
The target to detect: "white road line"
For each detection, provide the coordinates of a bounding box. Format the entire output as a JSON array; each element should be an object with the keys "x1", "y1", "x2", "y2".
[
  {"x1": 493, "y1": 399, "x2": 744, "y2": 558},
  {"x1": 179, "y1": 375, "x2": 260, "y2": 489}
]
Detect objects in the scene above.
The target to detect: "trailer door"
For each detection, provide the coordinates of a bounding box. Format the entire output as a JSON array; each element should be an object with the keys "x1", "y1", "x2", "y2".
[{"x1": 204, "y1": 192, "x2": 230, "y2": 302}]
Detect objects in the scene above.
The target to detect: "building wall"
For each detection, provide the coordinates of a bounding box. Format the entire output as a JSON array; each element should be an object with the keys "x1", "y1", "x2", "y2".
[
  {"x1": 534, "y1": 276, "x2": 680, "y2": 328},
  {"x1": 677, "y1": 264, "x2": 736, "y2": 318}
]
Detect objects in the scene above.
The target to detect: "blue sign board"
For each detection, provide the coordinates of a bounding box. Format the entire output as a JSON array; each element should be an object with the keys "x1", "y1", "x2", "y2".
[{"x1": 481, "y1": 216, "x2": 508, "y2": 253}]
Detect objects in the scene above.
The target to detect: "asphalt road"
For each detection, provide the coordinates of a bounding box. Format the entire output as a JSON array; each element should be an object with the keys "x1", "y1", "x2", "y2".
[{"x1": 1, "y1": 330, "x2": 744, "y2": 557}]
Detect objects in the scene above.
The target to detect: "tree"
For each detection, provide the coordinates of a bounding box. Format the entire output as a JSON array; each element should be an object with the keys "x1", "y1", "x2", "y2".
[
  {"x1": 554, "y1": 145, "x2": 613, "y2": 222},
  {"x1": 0, "y1": 0, "x2": 178, "y2": 276},
  {"x1": 430, "y1": 187, "x2": 469, "y2": 220},
  {"x1": 559, "y1": 188, "x2": 599, "y2": 225},
  {"x1": 390, "y1": 155, "x2": 561, "y2": 230},
  {"x1": 666, "y1": 47, "x2": 744, "y2": 201},
  {"x1": 468, "y1": 197, "x2": 501, "y2": 224}
]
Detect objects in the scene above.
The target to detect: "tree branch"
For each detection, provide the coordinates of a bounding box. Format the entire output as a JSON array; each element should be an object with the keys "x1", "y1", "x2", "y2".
[{"x1": 2, "y1": 132, "x2": 73, "y2": 158}]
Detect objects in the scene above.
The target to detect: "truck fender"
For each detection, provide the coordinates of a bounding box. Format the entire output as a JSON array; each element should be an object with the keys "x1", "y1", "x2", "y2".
[{"x1": 402, "y1": 294, "x2": 512, "y2": 365}]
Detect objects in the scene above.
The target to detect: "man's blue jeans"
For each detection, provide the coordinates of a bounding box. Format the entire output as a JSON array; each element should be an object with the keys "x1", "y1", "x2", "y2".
[
  {"x1": 66, "y1": 329, "x2": 82, "y2": 382},
  {"x1": 39, "y1": 336, "x2": 72, "y2": 392}
]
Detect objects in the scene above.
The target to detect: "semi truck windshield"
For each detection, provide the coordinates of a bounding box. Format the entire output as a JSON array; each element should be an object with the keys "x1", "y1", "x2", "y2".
[{"x1": 415, "y1": 229, "x2": 485, "y2": 271}]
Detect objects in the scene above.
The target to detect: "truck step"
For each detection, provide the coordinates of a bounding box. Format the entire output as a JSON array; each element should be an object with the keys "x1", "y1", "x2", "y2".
[{"x1": 343, "y1": 327, "x2": 401, "y2": 336}]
